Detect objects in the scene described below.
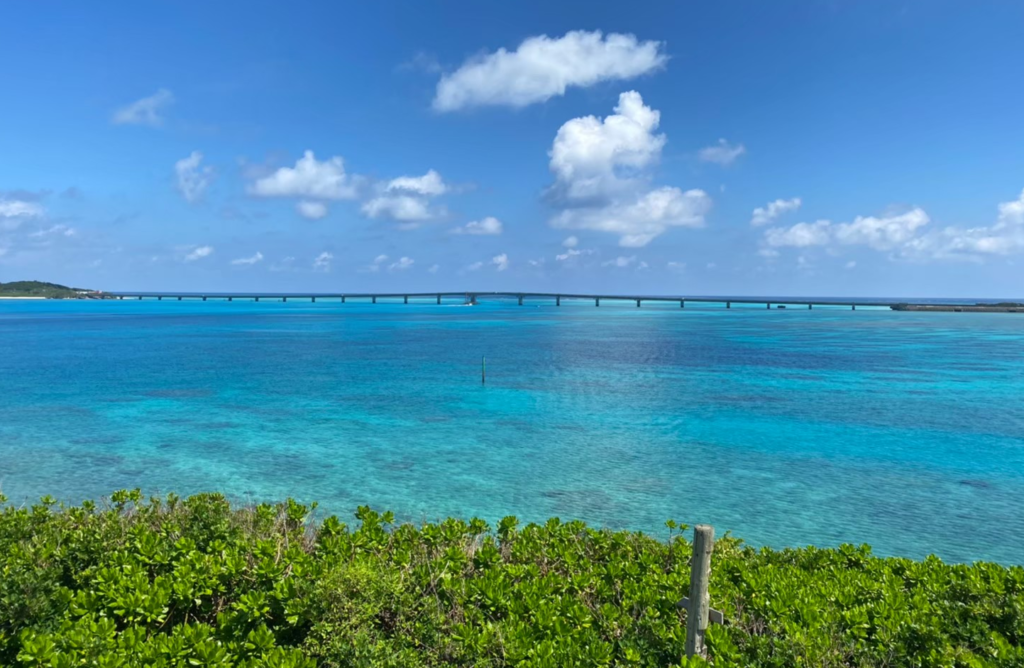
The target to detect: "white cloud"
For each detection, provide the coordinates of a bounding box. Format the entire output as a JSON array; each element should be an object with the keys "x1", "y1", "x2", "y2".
[
  {"x1": 562, "y1": 235, "x2": 579, "y2": 248},
  {"x1": 389, "y1": 256, "x2": 415, "y2": 271},
  {"x1": 362, "y1": 254, "x2": 389, "y2": 272},
  {"x1": 764, "y1": 209, "x2": 931, "y2": 252},
  {"x1": 699, "y1": 139, "x2": 746, "y2": 166},
  {"x1": 428, "y1": 263, "x2": 440, "y2": 274},
  {"x1": 362, "y1": 170, "x2": 448, "y2": 224},
  {"x1": 491, "y1": 253, "x2": 509, "y2": 271},
  {"x1": 904, "y1": 190, "x2": 1024, "y2": 259},
  {"x1": 313, "y1": 251, "x2": 333, "y2": 271},
  {"x1": 751, "y1": 197, "x2": 801, "y2": 226},
  {"x1": 0, "y1": 199, "x2": 45, "y2": 220},
  {"x1": 546, "y1": 92, "x2": 711, "y2": 246},
  {"x1": 297, "y1": 200, "x2": 328, "y2": 220},
  {"x1": 667, "y1": 261, "x2": 686, "y2": 272},
  {"x1": 361, "y1": 195, "x2": 433, "y2": 222},
  {"x1": 763, "y1": 220, "x2": 833, "y2": 248},
  {"x1": 845, "y1": 260, "x2": 857, "y2": 269},
  {"x1": 433, "y1": 30, "x2": 666, "y2": 111},
  {"x1": 184, "y1": 245, "x2": 213, "y2": 262},
  {"x1": 231, "y1": 251, "x2": 263, "y2": 266},
  {"x1": 602, "y1": 255, "x2": 637, "y2": 268},
  {"x1": 549, "y1": 90, "x2": 666, "y2": 203},
  {"x1": 270, "y1": 256, "x2": 296, "y2": 272},
  {"x1": 528, "y1": 258, "x2": 545, "y2": 267},
  {"x1": 175, "y1": 151, "x2": 213, "y2": 203},
  {"x1": 249, "y1": 151, "x2": 359, "y2": 205},
  {"x1": 833, "y1": 209, "x2": 931, "y2": 250},
  {"x1": 452, "y1": 216, "x2": 502, "y2": 235},
  {"x1": 552, "y1": 186, "x2": 711, "y2": 247},
  {"x1": 555, "y1": 248, "x2": 593, "y2": 262},
  {"x1": 112, "y1": 89, "x2": 174, "y2": 127},
  {"x1": 386, "y1": 170, "x2": 447, "y2": 196},
  {"x1": 466, "y1": 261, "x2": 484, "y2": 271},
  {"x1": 29, "y1": 224, "x2": 75, "y2": 238}
]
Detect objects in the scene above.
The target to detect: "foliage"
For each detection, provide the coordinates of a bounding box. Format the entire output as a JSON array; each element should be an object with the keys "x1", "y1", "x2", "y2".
[
  {"x1": 0, "y1": 281, "x2": 94, "y2": 298},
  {"x1": 0, "y1": 491, "x2": 1021, "y2": 667}
]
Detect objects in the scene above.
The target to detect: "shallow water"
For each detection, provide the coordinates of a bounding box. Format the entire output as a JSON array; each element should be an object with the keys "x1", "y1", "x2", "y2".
[{"x1": 1, "y1": 299, "x2": 1022, "y2": 564}]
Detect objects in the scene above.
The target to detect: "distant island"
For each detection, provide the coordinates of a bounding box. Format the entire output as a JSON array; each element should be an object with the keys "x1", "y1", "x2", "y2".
[{"x1": 0, "y1": 280, "x2": 101, "y2": 299}]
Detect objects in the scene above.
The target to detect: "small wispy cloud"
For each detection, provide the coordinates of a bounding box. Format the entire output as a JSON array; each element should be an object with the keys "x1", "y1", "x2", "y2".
[
  {"x1": 231, "y1": 251, "x2": 263, "y2": 266},
  {"x1": 184, "y1": 245, "x2": 213, "y2": 262},
  {"x1": 113, "y1": 89, "x2": 174, "y2": 127},
  {"x1": 312, "y1": 251, "x2": 334, "y2": 272},
  {"x1": 698, "y1": 138, "x2": 746, "y2": 166}
]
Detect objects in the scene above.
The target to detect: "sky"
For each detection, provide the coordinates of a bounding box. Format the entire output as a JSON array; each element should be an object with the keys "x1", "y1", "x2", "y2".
[{"x1": 1, "y1": 1, "x2": 1023, "y2": 297}]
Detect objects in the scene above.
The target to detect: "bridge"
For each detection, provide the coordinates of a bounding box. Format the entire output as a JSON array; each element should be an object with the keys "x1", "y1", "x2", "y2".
[{"x1": 106, "y1": 291, "x2": 899, "y2": 310}]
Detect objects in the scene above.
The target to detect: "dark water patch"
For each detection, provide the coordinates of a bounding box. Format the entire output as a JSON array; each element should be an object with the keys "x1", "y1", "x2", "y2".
[
  {"x1": 960, "y1": 479, "x2": 993, "y2": 490},
  {"x1": 201, "y1": 422, "x2": 241, "y2": 430},
  {"x1": 102, "y1": 396, "x2": 144, "y2": 403},
  {"x1": 69, "y1": 435, "x2": 126, "y2": 446},
  {"x1": 420, "y1": 416, "x2": 450, "y2": 423},
  {"x1": 144, "y1": 388, "x2": 214, "y2": 399}
]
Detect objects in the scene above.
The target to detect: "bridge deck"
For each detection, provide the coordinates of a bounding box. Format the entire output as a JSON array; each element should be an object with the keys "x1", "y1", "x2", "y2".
[{"x1": 104, "y1": 291, "x2": 906, "y2": 309}]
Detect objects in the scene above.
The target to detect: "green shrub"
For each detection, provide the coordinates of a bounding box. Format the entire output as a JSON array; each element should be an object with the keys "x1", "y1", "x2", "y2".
[{"x1": 0, "y1": 491, "x2": 1021, "y2": 667}]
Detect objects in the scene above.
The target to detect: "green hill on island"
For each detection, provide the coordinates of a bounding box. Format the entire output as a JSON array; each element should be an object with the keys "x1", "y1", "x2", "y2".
[{"x1": 0, "y1": 280, "x2": 95, "y2": 298}]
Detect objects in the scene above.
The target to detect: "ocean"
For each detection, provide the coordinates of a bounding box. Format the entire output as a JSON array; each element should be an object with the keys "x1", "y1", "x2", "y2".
[{"x1": 1, "y1": 298, "x2": 1022, "y2": 564}]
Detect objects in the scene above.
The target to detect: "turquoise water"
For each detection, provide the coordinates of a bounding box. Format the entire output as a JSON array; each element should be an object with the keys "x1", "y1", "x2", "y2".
[{"x1": 1, "y1": 299, "x2": 1022, "y2": 564}]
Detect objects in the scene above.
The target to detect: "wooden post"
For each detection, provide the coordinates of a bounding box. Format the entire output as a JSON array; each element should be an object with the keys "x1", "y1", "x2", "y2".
[{"x1": 685, "y1": 525, "x2": 715, "y2": 659}]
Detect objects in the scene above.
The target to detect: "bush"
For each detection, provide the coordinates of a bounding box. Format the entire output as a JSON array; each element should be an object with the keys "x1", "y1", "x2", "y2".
[{"x1": 0, "y1": 491, "x2": 1021, "y2": 667}]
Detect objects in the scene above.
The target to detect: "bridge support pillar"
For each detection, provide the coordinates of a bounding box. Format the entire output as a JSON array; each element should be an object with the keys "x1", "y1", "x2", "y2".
[
  {"x1": 766, "y1": 302, "x2": 770, "y2": 309},
  {"x1": 138, "y1": 296, "x2": 142, "y2": 300},
  {"x1": 595, "y1": 298, "x2": 600, "y2": 307},
  {"x1": 636, "y1": 299, "x2": 641, "y2": 307},
  {"x1": 852, "y1": 305, "x2": 856, "y2": 310},
  {"x1": 282, "y1": 297, "x2": 287, "y2": 302},
  {"x1": 341, "y1": 296, "x2": 346, "y2": 303},
  {"x1": 518, "y1": 295, "x2": 523, "y2": 306},
  {"x1": 726, "y1": 301, "x2": 730, "y2": 309},
  {"x1": 681, "y1": 300, "x2": 685, "y2": 308},
  {"x1": 177, "y1": 297, "x2": 181, "y2": 301},
  {"x1": 203, "y1": 296, "x2": 207, "y2": 302},
  {"x1": 255, "y1": 297, "x2": 259, "y2": 302},
  {"x1": 556, "y1": 296, "x2": 561, "y2": 306},
  {"x1": 311, "y1": 296, "x2": 316, "y2": 303},
  {"x1": 228, "y1": 297, "x2": 233, "y2": 302},
  {"x1": 404, "y1": 296, "x2": 408, "y2": 304},
  {"x1": 437, "y1": 294, "x2": 441, "y2": 304},
  {"x1": 372, "y1": 296, "x2": 377, "y2": 304},
  {"x1": 808, "y1": 304, "x2": 812, "y2": 310}
]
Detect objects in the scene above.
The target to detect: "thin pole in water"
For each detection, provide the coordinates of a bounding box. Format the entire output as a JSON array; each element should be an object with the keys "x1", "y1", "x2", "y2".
[{"x1": 481, "y1": 356, "x2": 486, "y2": 385}]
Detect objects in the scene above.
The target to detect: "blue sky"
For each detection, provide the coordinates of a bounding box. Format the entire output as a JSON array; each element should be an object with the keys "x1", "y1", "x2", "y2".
[{"x1": 2, "y1": 1, "x2": 1023, "y2": 297}]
